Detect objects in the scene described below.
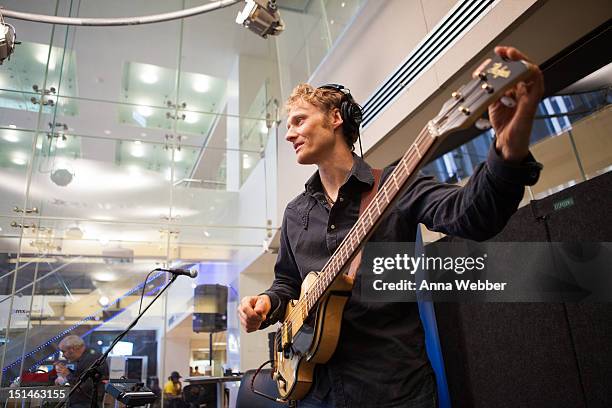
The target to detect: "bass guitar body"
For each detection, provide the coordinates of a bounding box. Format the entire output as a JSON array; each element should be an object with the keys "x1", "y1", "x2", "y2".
[{"x1": 273, "y1": 271, "x2": 353, "y2": 401}]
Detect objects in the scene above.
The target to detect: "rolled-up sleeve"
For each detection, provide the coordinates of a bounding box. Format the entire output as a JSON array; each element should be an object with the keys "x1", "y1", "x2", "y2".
[{"x1": 260, "y1": 208, "x2": 302, "y2": 329}]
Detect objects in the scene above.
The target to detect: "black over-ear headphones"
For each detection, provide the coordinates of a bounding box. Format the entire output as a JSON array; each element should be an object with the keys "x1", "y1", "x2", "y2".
[{"x1": 317, "y1": 84, "x2": 364, "y2": 151}]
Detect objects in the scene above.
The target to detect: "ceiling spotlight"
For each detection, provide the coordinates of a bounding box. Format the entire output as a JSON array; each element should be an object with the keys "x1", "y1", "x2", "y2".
[
  {"x1": 136, "y1": 105, "x2": 153, "y2": 118},
  {"x1": 140, "y1": 70, "x2": 158, "y2": 84},
  {"x1": 193, "y1": 76, "x2": 209, "y2": 93},
  {"x1": 51, "y1": 168, "x2": 74, "y2": 186},
  {"x1": 0, "y1": 12, "x2": 18, "y2": 65},
  {"x1": 98, "y1": 296, "x2": 110, "y2": 307},
  {"x1": 236, "y1": 0, "x2": 284, "y2": 38}
]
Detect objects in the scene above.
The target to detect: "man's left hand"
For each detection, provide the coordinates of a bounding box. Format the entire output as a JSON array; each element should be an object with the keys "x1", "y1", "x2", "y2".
[{"x1": 488, "y1": 46, "x2": 544, "y2": 163}]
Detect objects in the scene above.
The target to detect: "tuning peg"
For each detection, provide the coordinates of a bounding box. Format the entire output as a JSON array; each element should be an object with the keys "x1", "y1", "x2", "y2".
[
  {"x1": 481, "y1": 83, "x2": 494, "y2": 94},
  {"x1": 500, "y1": 96, "x2": 516, "y2": 108},
  {"x1": 475, "y1": 118, "x2": 492, "y2": 130}
]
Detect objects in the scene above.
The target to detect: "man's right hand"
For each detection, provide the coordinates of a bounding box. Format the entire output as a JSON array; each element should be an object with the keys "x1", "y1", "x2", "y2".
[{"x1": 238, "y1": 295, "x2": 271, "y2": 332}]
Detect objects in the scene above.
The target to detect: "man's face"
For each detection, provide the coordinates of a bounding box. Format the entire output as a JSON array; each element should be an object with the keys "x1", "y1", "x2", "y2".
[
  {"x1": 59, "y1": 345, "x2": 83, "y2": 362},
  {"x1": 285, "y1": 101, "x2": 342, "y2": 165}
]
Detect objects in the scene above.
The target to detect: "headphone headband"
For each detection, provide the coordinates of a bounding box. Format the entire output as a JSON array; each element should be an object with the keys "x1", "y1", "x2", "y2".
[{"x1": 316, "y1": 83, "x2": 364, "y2": 156}]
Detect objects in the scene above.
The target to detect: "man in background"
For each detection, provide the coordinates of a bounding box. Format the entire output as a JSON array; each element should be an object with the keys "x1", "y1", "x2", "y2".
[{"x1": 56, "y1": 335, "x2": 108, "y2": 408}]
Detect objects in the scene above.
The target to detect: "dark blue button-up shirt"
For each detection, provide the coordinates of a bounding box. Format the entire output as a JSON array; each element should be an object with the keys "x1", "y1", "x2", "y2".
[{"x1": 262, "y1": 145, "x2": 541, "y2": 407}]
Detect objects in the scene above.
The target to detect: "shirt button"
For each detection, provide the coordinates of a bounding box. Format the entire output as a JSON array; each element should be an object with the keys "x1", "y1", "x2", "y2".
[
  {"x1": 338, "y1": 197, "x2": 344, "y2": 202},
  {"x1": 330, "y1": 224, "x2": 336, "y2": 230}
]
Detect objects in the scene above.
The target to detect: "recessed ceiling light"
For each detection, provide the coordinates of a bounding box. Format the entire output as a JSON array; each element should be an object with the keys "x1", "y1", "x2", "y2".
[
  {"x1": 203, "y1": 230, "x2": 211, "y2": 237},
  {"x1": 173, "y1": 150, "x2": 183, "y2": 162},
  {"x1": 330, "y1": 19, "x2": 335, "y2": 25},
  {"x1": 3, "y1": 133, "x2": 19, "y2": 143},
  {"x1": 131, "y1": 145, "x2": 145, "y2": 157},
  {"x1": 93, "y1": 272, "x2": 116, "y2": 282},
  {"x1": 140, "y1": 69, "x2": 159, "y2": 84},
  {"x1": 36, "y1": 50, "x2": 55, "y2": 70},
  {"x1": 127, "y1": 164, "x2": 141, "y2": 175},
  {"x1": 11, "y1": 152, "x2": 27, "y2": 166},
  {"x1": 56, "y1": 138, "x2": 67, "y2": 149},
  {"x1": 134, "y1": 140, "x2": 142, "y2": 145},
  {"x1": 193, "y1": 76, "x2": 210, "y2": 93},
  {"x1": 104, "y1": 129, "x2": 111, "y2": 135},
  {"x1": 184, "y1": 112, "x2": 199, "y2": 124},
  {"x1": 140, "y1": 132, "x2": 147, "y2": 137},
  {"x1": 341, "y1": 2, "x2": 345, "y2": 7},
  {"x1": 136, "y1": 105, "x2": 153, "y2": 117},
  {"x1": 8, "y1": 124, "x2": 17, "y2": 129}
]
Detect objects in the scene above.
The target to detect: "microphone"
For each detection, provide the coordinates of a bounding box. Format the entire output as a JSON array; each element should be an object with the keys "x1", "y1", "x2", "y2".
[{"x1": 157, "y1": 268, "x2": 198, "y2": 278}]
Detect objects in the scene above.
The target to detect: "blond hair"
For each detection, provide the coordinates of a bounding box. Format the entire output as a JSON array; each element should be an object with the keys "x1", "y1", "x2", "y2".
[{"x1": 285, "y1": 83, "x2": 359, "y2": 149}]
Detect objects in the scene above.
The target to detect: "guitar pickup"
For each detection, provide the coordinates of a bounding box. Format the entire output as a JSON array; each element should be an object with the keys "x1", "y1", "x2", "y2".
[{"x1": 281, "y1": 321, "x2": 292, "y2": 349}]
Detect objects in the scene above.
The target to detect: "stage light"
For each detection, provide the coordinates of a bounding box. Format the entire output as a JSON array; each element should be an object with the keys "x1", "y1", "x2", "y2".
[
  {"x1": 236, "y1": 0, "x2": 284, "y2": 38},
  {"x1": 0, "y1": 11, "x2": 18, "y2": 65}
]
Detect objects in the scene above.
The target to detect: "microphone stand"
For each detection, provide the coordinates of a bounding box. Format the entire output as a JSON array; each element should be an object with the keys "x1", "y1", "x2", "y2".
[{"x1": 54, "y1": 273, "x2": 179, "y2": 408}]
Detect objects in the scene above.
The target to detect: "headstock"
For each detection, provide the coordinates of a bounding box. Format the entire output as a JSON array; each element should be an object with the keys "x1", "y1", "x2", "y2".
[{"x1": 430, "y1": 55, "x2": 531, "y2": 137}]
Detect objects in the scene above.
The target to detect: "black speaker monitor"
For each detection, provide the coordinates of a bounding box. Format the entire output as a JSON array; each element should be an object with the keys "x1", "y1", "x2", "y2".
[{"x1": 193, "y1": 284, "x2": 228, "y2": 333}]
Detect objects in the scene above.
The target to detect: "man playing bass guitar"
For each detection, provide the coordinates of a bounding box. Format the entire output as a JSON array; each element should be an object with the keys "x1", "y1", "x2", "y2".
[{"x1": 239, "y1": 46, "x2": 544, "y2": 408}]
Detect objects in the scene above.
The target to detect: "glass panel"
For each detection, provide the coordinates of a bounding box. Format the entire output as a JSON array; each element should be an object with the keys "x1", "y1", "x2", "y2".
[
  {"x1": 0, "y1": 128, "x2": 36, "y2": 215},
  {"x1": 56, "y1": 0, "x2": 184, "y2": 104},
  {"x1": 324, "y1": 0, "x2": 365, "y2": 43},
  {"x1": 27, "y1": 132, "x2": 174, "y2": 223},
  {"x1": 0, "y1": 1, "x2": 58, "y2": 94},
  {"x1": 1, "y1": 217, "x2": 170, "y2": 386},
  {"x1": 570, "y1": 104, "x2": 612, "y2": 179}
]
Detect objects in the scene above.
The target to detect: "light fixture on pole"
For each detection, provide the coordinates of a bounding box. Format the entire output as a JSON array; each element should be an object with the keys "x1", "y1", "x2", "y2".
[
  {"x1": 235, "y1": 0, "x2": 284, "y2": 38},
  {"x1": 0, "y1": 10, "x2": 18, "y2": 64}
]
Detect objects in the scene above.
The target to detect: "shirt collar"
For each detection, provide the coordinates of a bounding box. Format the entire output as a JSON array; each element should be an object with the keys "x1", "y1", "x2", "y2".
[{"x1": 304, "y1": 153, "x2": 374, "y2": 195}]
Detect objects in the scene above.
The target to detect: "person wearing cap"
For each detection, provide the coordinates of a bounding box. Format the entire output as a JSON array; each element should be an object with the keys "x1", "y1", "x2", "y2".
[
  {"x1": 163, "y1": 371, "x2": 185, "y2": 408},
  {"x1": 164, "y1": 371, "x2": 183, "y2": 397}
]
